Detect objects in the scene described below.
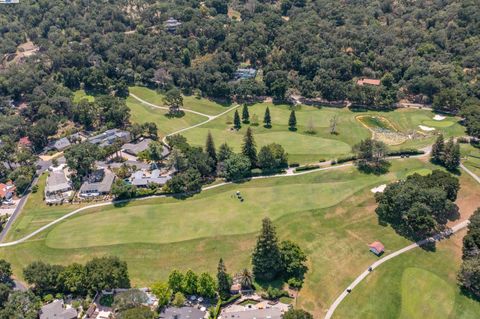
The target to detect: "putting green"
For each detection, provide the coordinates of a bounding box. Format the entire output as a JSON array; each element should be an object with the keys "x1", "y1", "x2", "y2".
[
  {"x1": 422, "y1": 120, "x2": 454, "y2": 128},
  {"x1": 399, "y1": 268, "x2": 455, "y2": 319}
]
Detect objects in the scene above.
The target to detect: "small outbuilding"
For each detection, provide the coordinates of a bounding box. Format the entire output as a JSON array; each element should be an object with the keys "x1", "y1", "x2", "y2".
[
  {"x1": 357, "y1": 78, "x2": 381, "y2": 86},
  {"x1": 368, "y1": 241, "x2": 385, "y2": 256}
]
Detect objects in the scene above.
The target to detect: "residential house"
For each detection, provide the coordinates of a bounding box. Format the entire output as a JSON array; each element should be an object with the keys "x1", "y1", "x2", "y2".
[
  {"x1": 45, "y1": 165, "x2": 73, "y2": 204},
  {"x1": 234, "y1": 68, "x2": 257, "y2": 80},
  {"x1": 356, "y1": 78, "x2": 381, "y2": 86},
  {"x1": 131, "y1": 169, "x2": 172, "y2": 188},
  {"x1": 159, "y1": 306, "x2": 207, "y2": 319},
  {"x1": 165, "y1": 17, "x2": 181, "y2": 32},
  {"x1": 0, "y1": 181, "x2": 16, "y2": 202},
  {"x1": 39, "y1": 300, "x2": 77, "y2": 319},
  {"x1": 79, "y1": 168, "x2": 115, "y2": 198},
  {"x1": 222, "y1": 308, "x2": 282, "y2": 319},
  {"x1": 18, "y1": 136, "x2": 32, "y2": 148},
  {"x1": 122, "y1": 138, "x2": 170, "y2": 158},
  {"x1": 88, "y1": 129, "x2": 131, "y2": 147},
  {"x1": 51, "y1": 137, "x2": 71, "y2": 151}
]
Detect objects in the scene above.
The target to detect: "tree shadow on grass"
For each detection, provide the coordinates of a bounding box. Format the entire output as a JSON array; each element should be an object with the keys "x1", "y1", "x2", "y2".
[
  {"x1": 459, "y1": 286, "x2": 480, "y2": 302},
  {"x1": 164, "y1": 111, "x2": 186, "y2": 119},
  {"x1": 356, "y1": 161, "x2": 391, "y2": 175}
]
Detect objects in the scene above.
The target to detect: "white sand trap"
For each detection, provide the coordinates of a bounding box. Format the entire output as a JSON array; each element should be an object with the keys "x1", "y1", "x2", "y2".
[
  {"x1": 433, "y1": 115, "x2": 446, "y2": 121},
  {"x1": 371, "y1": 184, "x2": 387, "y2": 193},
  {"x1": 419, "y1": 125, "x2": 435, "y2": 131}
]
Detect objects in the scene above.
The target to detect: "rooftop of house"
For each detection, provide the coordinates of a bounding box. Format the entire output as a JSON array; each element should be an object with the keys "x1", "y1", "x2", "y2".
[
  {"x1": 131, "y1": 169, "x2": 172, "y2": 186},
  {"x1": 122, "y1": 138, "x2": 168, "y2": 156},
  {"x1": 19, "y1": 136, "x2": 32, "y2": 146},
  {"x1": 45, "y1": 170, "x2": 71, "y2": 194},
  {"x1": 0, "y1": 181, "x2": 16, "y2": 198},
  {"x1": 53, "y1": 137, "x2": 71, "y2": 150},
  {"x1": 357, "y1": 78, "x2": 381, "y2": 86},
  {"x1": 88, "y1": 129, "x2": 131, "y2": 146},
  {"x1": 39, "y1": 300, "x2": 77, "y2": 319},
  {"x1": 79, "y1": 168, "x2": 115, "y2": 194},
  {"x1": 222, "y1": 307, "x2": 282, "y2": 319},
  {"x1": 234, "y1": 68, "x2": 257, "y2": 80},
  {"x1": 159, "y1": 306, "x2": 206, "y2": 319}
]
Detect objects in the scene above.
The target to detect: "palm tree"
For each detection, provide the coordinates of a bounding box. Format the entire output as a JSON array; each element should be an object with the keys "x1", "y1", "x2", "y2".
[{"x1": 240, "y1": 268, "x2": 253, "y2": 290}]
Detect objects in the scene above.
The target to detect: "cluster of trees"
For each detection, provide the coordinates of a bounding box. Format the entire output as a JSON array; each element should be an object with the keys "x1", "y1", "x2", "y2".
[
  {"x1": 252, "y1": 217, "x2": 308, "y2": 288},
  {"x1": 22, "y1": 256, "x2": 130, "y2": 297},
  {"x1": 0, "y1": 259, "x2": 39, "y2": 318},
  {"x1": 233, "y1": 105, "x2": 297, "y2": 131},
  {"x1": 458, "y1": 208, "x2": 480, "y2": 299},
  {"x1": 165, "y1": 129, "x2": 288, "y2": 193},
  {"x1": 431, "y1": 134, "x2": 461, "y2": 171},
  {"x1": 111, "y1": 289, "x2": 156, "y2": 319},
  {"x1": 375, "y1": 170, "x2": 460, "y2": 239},
  {"x1": 0, "y1": 137, "x2": 36, "y2": 193},
  {"x1": 353, "y1": 138, "x2": 389, "y2": 174}
]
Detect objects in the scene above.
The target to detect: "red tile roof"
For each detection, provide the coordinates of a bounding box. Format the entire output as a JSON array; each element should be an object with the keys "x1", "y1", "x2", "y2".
[
  {"x1": 0, "y1": 182, "x2": 16, "y2": 198},
  {"x1": 357, "y1": 78, "x2": 381, "y2": 86},
  {"x1": 19, "y1": 137, "x2": 32, "y2": 146},
  {"x1": 369, "y1": 241, "x2": 385, "y2": 252}
]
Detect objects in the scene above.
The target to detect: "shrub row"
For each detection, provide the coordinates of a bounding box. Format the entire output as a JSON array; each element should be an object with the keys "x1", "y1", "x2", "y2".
[
  {"x1": 387, "y1": 149, "x2": 424, "y2": 157},
  {"x1": 220, "y1": 294, "x2": 241, "y2": 307},
  {"x1": 295, "y1": 164, "x2": 320, "y2": 172}
]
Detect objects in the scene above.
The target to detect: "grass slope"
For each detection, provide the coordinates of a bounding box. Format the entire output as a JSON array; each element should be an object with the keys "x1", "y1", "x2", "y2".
[{"x1": 2, "y1": 159, "x2": 478, "y2": 317}]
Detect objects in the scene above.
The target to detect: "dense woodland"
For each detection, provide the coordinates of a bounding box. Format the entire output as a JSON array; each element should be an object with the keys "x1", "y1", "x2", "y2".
[{"x1": 0, "y1": 0, "x2": 479, "y2": 186}]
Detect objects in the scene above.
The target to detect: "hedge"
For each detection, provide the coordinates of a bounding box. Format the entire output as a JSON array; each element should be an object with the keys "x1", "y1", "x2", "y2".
[{"x1": 295, "y1": 164, "x2": 320, "y2": 172}]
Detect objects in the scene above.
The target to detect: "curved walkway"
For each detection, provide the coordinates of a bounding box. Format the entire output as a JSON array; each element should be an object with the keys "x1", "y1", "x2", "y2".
[
  {"x1": 324, "y1": 163, "x2": 480, "y2": 319},
  {"x1": 0, "y1": 162, "x2": 352, "y2": 248}
]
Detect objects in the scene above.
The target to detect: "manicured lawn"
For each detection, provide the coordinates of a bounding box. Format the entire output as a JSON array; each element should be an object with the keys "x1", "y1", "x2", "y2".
[
  {"x1": 332, "y1": 230, "x2": 480, "y2": 319},
  {"x1": 181, "y1": 103, "x2": 464, "y2": 164},
  {"x1": 126, "y1": 97, "x2": 206, "y2": 138},
  {"x1": 73, "y1": 90, "x2": 95, "y2": 103},
  {"x1": 2, "y1": 158, "x2": 478, "y2": 317},
  {"x1": 461, "y1": 144, "x2": 480, "y2": 177},
  {"x1": 129, "y1": 86, "x2": 230, "y2": 116},
  {"x1": 4, "y1": 173, "x2": 85, "y2": 242}
]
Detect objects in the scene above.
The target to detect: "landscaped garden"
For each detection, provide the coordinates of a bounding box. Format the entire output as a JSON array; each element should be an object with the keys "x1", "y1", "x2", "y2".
[{"x1": 2, "y1": 158, "x2": 479, "y2": 317}]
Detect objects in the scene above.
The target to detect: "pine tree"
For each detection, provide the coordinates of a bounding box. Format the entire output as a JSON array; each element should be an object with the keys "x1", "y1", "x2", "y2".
[
  {"x1": 444, "y1": 138, "x2": 460, "y2": 171},
  {"x1": 218, "y1": 143, "x2": 233, "y2": 162},
  {"x1": 217, "y1": 258, "x2": 231, "y2": 299},
  {"x1": 431, "y1": 134, "x2": 445, "y2": 163},
  {"x1": 205, "y1": 131, "x2": 217, "y2": 164},
  {"x1": 242, "y1": 127, "x2": 257, "y2": 167},
  {"x1": 252, "y1": 217, "x2": 283, "y2": 281},
  {"x1": 288, "y1": 110, "x2": 297, "y2": 131},
  {"x1": 233, "y1": 110, "x2": 241, "y2": 130},
  {"x1": 263, "y1": 107, "x2": 271, "y2": 128},
  {"x1": 242, "y1": 104, "x2": 250, "y2": 123}
]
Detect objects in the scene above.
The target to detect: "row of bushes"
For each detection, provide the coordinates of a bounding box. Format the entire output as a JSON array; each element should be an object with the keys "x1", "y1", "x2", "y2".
[
  {"x1": 387, "y1": 148, "x2": 424, "y2": 157},
  {"x1": 294, "y1": 164, "x2": 320, "y2": 172},
  {"x1": 220, "y1": 294, "x2": 241, "y2": 307}
]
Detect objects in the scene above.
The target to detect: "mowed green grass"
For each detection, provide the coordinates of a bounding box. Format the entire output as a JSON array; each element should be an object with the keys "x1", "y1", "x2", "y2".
[
  {"x1": 2, "y1": 159, "x2": 478, "y2": 317},
  {"x1": 73, "y1": 90, "x2": 95, "y2": 103},
  {"x1": 126, "y1": 97, "x2": 206, "y2": 138},
  {"x1": 461, "y1": 144, "x2": 480, "y2": 177},
  {"x1": 126, "y1": 87, "x2": 465, "y2": 164},
  {"x1": 129, "y1": 86, "x2": 230, "y2": 116},
  {"x1": 333, "y1": 230, "x2": 480, "y2": 319}
]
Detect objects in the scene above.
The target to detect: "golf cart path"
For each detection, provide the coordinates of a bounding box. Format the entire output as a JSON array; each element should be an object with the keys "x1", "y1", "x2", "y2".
[
  {"x1": 324, "y1": 163, "x2": 480, "y2": 319},
  {"x1": 130, "y1": 93, "x2": 217, "y2": 119}
]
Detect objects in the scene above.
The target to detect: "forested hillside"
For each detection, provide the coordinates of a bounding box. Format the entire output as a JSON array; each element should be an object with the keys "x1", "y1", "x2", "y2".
[{"x1": 0, "y1": 0, "x2": 479, "y2": 155}]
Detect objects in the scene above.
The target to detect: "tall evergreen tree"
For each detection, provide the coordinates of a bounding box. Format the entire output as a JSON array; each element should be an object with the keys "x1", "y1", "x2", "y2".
[
  {"x1": 444, "y1": 138, "x2": 460, "y2": 171},
  {"x1": 242, "y1": 127, "x2": 257, "y2": 167},
  {"x1": 217, "y1": 258, "x2": 231, "y2": 299},
  {"x1": 242, "y1": 104, "x2": 250, "y2": 123},
  {"x1": 233, "y1": 110, "x2": 241, "y2": 130},
  {"x1": 218, "y1": 143, "x2": 233, "y2": 162},
  {"x1": 263, "y1": 107, "x2": 271, "y2": 128},
  {"x1": 288, "y1": 110, "x2": 297, "y2": 131},
  {"x1": 205, "y1": 131, "x2": 217, "y2": 165},
  {"x1": 431, "y1": 134, "x2": 445, "y2": 163},
  {"x1": 252, "y1": 218, "x2": 283, "y2": 281}
]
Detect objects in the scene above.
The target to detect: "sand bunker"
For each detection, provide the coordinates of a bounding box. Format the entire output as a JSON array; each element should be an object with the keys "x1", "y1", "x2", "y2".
[
  {"x1": 371, "y1": 184, "x2": 387, "y2": 193},
  {"x1": 433, "y1": 115, "x2": 446, "y2": 121},
  {"x1": 419, "y1": 125, "x2": 435, "y2": 131}
]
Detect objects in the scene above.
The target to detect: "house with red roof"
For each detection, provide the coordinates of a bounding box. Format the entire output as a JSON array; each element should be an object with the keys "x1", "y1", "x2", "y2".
[
  {"x1": 18, "y1": 136, "x2": 32, "y2": 148},
  {"x1": 368, "y1": 241, "x2": 385, "y2": 256},
  {"x1": 0, "y1": 181, "x2": 16, "y2": 202}
]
